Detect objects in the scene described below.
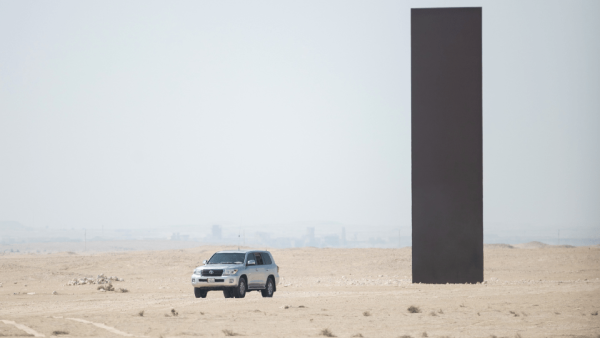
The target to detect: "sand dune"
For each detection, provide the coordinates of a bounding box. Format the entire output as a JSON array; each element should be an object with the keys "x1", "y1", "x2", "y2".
[{"x1": 1, "y1": 244, "x2": 599, "y2": 337}]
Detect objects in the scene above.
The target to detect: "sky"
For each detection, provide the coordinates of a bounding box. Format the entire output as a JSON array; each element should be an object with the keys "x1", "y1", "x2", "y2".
[{"x1": 1, "y1": 0, "x2": 598, "y2": 239}]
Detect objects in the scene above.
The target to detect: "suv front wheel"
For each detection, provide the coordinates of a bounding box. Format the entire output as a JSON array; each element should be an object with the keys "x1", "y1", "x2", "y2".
[
  {"x1": 233, "y1": 277, "x2": 247, "y2": 298},
  {"x1": 261, "y1": 277, "x2": 274, "y2": 298},
  {"x1": 194, "y1": 288, "x2": 207, "y2": 298}
]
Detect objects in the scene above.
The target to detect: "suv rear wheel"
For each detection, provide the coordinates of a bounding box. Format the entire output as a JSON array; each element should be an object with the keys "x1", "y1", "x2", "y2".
[
  {"x1": 233, "y1": 277, "x2": 247, "y2": 298},
  {"x1": 261, "y1": 277, "x2": 274, "y2": 298}
]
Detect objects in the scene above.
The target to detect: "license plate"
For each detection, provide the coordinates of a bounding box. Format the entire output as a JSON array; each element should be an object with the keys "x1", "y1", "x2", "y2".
[{"x1": 208, "y1": 278, "x2": 215, "y2": 283}]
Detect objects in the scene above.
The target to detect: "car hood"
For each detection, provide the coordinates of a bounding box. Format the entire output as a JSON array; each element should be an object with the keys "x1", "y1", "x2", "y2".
[{"x1": 195, "y1": 264, "x2": 244, "y2": 271}]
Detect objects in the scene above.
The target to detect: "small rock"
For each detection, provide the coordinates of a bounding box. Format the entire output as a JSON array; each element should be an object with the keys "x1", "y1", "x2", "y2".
[{"x1": 52, "y1": 291, "x2": 57, "y2": 295}]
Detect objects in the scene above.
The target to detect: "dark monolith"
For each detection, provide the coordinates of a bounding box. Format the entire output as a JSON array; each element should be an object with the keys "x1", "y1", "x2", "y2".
[{"x1": 411, "y1": 7, "x2": 483, "y2": 284}]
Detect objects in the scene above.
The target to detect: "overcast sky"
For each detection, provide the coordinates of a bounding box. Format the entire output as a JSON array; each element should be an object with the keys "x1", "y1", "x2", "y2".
[{"x1": 1, "y1": 0, "x2": 598, "y2": 238}]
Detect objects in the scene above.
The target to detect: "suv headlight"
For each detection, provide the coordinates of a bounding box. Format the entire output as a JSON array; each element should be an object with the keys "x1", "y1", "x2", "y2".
[
  {"x1": 222, "y1": 269, "x2": 238, "y2": 276},
  {"x1": 194, "y1": 269, "x2": 203, "y2": 275}
]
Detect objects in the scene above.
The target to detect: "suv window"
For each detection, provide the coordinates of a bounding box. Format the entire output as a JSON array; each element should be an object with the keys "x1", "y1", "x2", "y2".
[
  {"x1": 261, "y1": 252, "x2": 272, "y2": 265},
  {"x1": 208, "y1": 253, "x2": 245, "y2": 264},
  {"x1": 253, "y1": 252, "x2": 264, "y2": 265}
]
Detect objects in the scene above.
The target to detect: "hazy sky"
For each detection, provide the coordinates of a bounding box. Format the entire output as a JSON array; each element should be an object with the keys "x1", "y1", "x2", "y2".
[{"x1": 1, "y1": 1, "x2": 598, "y2": 237}]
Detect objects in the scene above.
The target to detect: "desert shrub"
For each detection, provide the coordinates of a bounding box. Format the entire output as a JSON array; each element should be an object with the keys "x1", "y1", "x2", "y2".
[
  {"x1": 438, "y1": 309, "x2": 444, "y2": 314},
  {"x1": 222, "y1": 329, "x2": 240, "y2": 336},
  {"x1": 171, "y1": 309, "x2": 178, "y2": 316},
  {"x1": 320, "y1": 328, "x2": 336, "y2": 337},
  {"x1": 352, "y1": 334, "x2": 364, "y2": 338},
  {"x1": 429, "y1": 311, "x2": 437, "y2": 316},
  {"x1": 52, "y1": 331, "x2": 69, "y2": 335},
  {"x1": 138, "y1": 310, "x2": 144, "y2": 317},
  {"x1": 398, "y1": 335, "x2": 412, "y2": 338},
  {"x1": 591, "y1": 311, "x2": 598, "y2": 316},
  {"x1": 422, "y1": 332, "x2": 428, "y2": 337},
  {"x1": 363, "y1": 311, "x2": 371, "y2": 317},
  {"x1": 408, "y1": 306, "x2": 421, "y2": 313}
]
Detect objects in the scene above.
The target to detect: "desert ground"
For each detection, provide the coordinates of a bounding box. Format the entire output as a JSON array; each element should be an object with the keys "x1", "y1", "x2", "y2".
[{"x1": 1, "y1": 242, "x2": 599, "y2": 338}]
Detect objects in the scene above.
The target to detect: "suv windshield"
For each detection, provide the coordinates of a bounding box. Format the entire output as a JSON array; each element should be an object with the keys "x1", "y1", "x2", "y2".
[{"x1": 208, "y1": 253, "x2": 245, "y2": 264}]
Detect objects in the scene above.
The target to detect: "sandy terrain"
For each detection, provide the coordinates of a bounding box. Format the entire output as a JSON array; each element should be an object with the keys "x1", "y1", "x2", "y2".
[{"x1": 1, "y1": 243, "x2": 599, "y2": 338}]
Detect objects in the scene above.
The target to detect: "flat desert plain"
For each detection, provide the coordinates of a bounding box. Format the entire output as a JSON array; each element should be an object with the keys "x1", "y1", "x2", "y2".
[{"x1": 1, "y1": 243, "x2": 599, "y2": 338}]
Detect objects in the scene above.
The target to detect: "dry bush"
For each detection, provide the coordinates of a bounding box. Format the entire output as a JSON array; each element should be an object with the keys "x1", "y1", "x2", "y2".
[
  {"x1": 171, "y1": 309, "x2": 179, "y2": 316},
  {"x1": 407, "y1": 306, "x2": 421, "y2": 314},
  {"x1": 320, "y1": 328, "x2": 336, "y2": 337},
  {"x1": 52, "y1": 331, "x2": 69, "y2": 335},
  {"x1": 299, "y1": 305, "x2": 306, "y2": 308},
  {"x1": 591, "y1": 311, "x2": 598, "y2": 316},
  {"x1": 422, "y1": 332, "x2": 428, "y2": 337},
  {"x1": 352, "y1": 334, "x2": 364, "y2": 338},
  {"x1": 363, "y1": 311, "x2": 371, "y2": 317},
  {"x1": 509, "y1": 311, "x2": 519, "y2": 317},
  {"x1": 138, "y1": 310, "x2": 144, "y2": 317},
  {"x1": 429, "y1": 311, "x2": 437, "y2": 316},
  {"x1": 222, "y1": 329, "x2": 240, "y2": 336},
  {"x1": 117, "y1": 288, "x2": 128, "y2": 293},
  {"x1": 438, "y1": 309, "x2": 444, "y2": 314},
  {"x1": 97, "y1": 284, "x2": 115, "y2": 291},
  {"x1": 398, "y1": 335, "x2": 412, "y2": 338}
]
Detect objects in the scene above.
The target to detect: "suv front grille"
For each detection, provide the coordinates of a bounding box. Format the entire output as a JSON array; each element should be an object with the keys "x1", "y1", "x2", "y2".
[{"x1": 201, "y1": 269, "x2": 223, "y2": 277}]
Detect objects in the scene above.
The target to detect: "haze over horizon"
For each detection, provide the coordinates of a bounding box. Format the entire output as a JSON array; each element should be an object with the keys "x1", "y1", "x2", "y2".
[{"x1": 1, "y1": 0, "x2": 599, "y2": 245}]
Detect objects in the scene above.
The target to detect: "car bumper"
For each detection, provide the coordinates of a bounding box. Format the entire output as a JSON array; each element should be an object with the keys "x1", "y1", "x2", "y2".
[{"x1": 191, "y1": 274, "x2": 239, "y2": 288}]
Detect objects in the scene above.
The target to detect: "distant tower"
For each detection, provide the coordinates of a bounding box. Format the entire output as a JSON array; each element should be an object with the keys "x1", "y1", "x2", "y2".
[
  {"x1": 212, "y1": 225, "x2": 222, "y2": 240},
  {"x1": 306, "y1": 227, "x2": 315, "y2": 246}
]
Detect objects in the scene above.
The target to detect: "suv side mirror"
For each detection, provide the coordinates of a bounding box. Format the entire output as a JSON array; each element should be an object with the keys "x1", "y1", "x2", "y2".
[
  {"x1": 247, "y1": 260, "x2": 256, "y2": 266},
  {"x1": 202, "y1": 260, "x2": 208, "y2": 265}
]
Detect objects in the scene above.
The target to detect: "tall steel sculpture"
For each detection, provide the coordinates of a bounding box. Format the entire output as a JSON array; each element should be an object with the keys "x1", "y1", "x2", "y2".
[{"x1": 411, "y1": 7, "x2": 483, "y2": 284}]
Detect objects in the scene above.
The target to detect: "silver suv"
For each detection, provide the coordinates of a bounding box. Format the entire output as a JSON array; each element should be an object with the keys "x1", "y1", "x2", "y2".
[{"x1": 191, "y1": 250, "x2": 279, "y2": 299}]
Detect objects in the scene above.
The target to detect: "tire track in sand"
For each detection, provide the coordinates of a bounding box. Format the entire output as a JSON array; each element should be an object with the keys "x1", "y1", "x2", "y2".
[
  {"x1": 0, "y1": 319, "x2": 45, "y2": 337},
  {"x1": 53, "y1": 316, "x2": 141, "y2": 337}
]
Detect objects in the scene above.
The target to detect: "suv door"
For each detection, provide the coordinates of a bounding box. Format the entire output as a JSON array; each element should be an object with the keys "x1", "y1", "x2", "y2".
[
  {"x1": 244, "y1": 252, "x2": 258, "y2": 289},
  {"x1": 260, "y1": 252, "x2": 274, "y2": 283},
  {"x1": 247, "y1": 252, "x2": 267, "y2": 289}
]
